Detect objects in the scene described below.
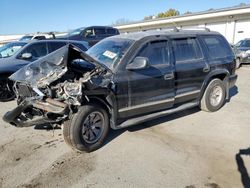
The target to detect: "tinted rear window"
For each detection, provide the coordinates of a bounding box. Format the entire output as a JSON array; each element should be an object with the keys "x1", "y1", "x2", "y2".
[
  {"x1": 172, "y1": 38, "x2": 203, "y2": 62},
  {"x1": 107, "y1": 28, "x2": 118, "y2": 35},
  {"x1": 202, "y1": 36, "x2": 232, "y2": 59},
  {"x1": 48, "y1": 42, "x2": 66, "y2": 53},
  {"x1": 94, "y1": 28, "x2": 106, "y2": 35}
]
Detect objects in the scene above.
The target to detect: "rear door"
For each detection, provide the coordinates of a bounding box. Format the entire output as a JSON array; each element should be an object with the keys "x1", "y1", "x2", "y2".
[
  {"x1": 171, "y1": 37, "x2": 209, "y2": 104},
  {"x1": 118, "y1": 39, "x2": 175, "y2": 118},
  {"x1": 200, "y1": 35, "x2": 235, "y2": 74}
]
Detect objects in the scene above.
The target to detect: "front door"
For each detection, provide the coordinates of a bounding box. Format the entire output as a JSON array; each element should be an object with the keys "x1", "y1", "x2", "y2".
[{"x1": 118, "y1": 40, "x2": 175, "y2": 118}]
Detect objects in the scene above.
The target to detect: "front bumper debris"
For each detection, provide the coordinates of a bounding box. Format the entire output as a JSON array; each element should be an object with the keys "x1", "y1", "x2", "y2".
[{"x1": 3, "y1": 98, "x2": 68, "y2": 127}]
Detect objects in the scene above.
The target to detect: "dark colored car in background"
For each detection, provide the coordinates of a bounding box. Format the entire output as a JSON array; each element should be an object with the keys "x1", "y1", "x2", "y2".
[
  {"x1": 0, "y1": 41, "x2": 27, "y2": 58},
  {"x1": 59, "y1": 26, "x2": 119, "y2": 46},
  {"x1": 0, "y1": 40, "x2": 89, "y2": 101},
  {"x1": 234, "y1": 38, "x2": 250, "y2": 68},
  {"x1": 3, "y1": 30, "x2": 237, "y2": 152}
]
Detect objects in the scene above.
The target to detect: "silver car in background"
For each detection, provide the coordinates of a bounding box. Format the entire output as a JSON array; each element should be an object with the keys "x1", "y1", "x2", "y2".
[{"x1": 234, "y1": 38, "x2": 250, "y2": 68}]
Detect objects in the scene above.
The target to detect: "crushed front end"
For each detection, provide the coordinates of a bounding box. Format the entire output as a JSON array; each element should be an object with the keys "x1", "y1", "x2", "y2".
[{"x1": 3, "y1": 44, "x2": 112, "y2": 127}]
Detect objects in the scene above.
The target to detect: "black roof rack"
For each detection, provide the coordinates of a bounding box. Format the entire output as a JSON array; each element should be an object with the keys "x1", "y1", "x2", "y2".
[{"x1": 180, "y1": 27, "x2": 211, "y2": 32}]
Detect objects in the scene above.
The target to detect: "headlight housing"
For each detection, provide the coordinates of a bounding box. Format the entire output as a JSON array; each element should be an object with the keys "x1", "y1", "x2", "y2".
[{"x1": 64, "y1": 82, "x2": 82, "y2": 97}]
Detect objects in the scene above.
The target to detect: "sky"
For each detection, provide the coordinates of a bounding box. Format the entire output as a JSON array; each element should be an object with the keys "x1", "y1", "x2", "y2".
[{"x1": 0, "y1": 0, "x2": 250, "y2": 35}]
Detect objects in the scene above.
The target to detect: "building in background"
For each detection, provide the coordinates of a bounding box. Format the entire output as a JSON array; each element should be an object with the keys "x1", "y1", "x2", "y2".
[
  {"x1": 1, "y1": 5, "x2": 250, "y2": 46},
  {"x1": 115, "y1": 5, "x2": 250, "y2": 44}
]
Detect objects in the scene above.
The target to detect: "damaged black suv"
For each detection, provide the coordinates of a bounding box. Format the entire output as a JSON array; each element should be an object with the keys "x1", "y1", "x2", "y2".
[{"x1": 3, "y1": 30, "x2": 237, "y2": 152}]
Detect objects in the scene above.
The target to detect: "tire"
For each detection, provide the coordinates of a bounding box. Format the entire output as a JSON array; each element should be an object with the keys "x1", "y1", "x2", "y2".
[
  {"x1": 0, "y1": 78, "x2": 15, "y2": 102},
  {"x1": 200, "y1": 78, "x2": 226, "y2": 112},
  {"x1": 63, "y1": 104, "x2": 109, "y2": 152},
  {"x1": 236, "y1": 58, "x2": 241, "y2": 69}
]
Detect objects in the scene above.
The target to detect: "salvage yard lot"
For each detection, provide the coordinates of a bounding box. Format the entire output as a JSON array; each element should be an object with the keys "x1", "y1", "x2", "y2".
[{"x1": 0, "y1": 66, "x2": 249, "y2": 188}]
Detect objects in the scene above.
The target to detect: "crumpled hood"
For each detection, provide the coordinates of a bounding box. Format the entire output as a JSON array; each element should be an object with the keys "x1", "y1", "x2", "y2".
[{"x1": 9, "y1": 44, "x2": 111, "y2": 88}]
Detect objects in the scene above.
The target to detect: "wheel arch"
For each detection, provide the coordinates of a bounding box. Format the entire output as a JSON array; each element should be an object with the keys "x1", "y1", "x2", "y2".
[
  {"x1": 86, "y1": 94, "x2": 117, "y2": 130},
  {"x1": 0, "y1": 72, "x2": 13, "y2": 81},
  {"x1": 200, "y1": 69, "x2": 230, "y2": 101}
]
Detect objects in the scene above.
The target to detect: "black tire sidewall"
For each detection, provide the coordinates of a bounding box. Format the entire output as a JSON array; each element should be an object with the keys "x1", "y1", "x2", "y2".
[
  {"x1": 0, "y1": 78, "x2": 15, "y2": 102},
  {"x1": 69, "y1": 104, "x2": 109, "y2": 152},
  {"x1": 205, "y1": 79, "x2": 226, "y2": 112}
]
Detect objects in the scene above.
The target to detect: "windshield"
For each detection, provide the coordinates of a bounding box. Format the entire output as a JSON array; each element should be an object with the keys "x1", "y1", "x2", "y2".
[
  {"x1": 86, "y1": 38, "x2": 134, "y2": 69},
  {"x1": 0, "y1": 42, "x2": 26, "y2": 58},
  {"x1": 67, "y1": 28, "x2": 85, "y2": 37},
  {"x1": 236, "y1": 40, "x2": 250, "y2": 48},
  {"x1": 19, "y1": 36, "x2": 33, "y2": 41}
]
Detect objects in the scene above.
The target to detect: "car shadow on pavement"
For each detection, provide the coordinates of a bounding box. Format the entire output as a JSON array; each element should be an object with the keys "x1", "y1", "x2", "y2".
[
  {"x1": 103, "y1": 107, "x2": 200, "y2": 147},
  {"x1": 236, "y1": 148, "x2": 250, "y2": 188},
  {"x1": 227, "y1": 86, "x2": 238, "y2": 102},
  {"x1": 34, "y1": 123, "x2": 61, "y2": 130},
  {"x1": 104, "y1": 86, "x2": 238, "y2": 147},
  {"x1": 127, "y1": 107, "x2": 200, "y2": 132}
]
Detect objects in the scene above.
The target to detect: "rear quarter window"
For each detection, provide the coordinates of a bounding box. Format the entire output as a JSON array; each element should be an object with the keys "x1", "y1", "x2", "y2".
[{"x1": 202, "y1": 35, "x2": 233, "y2": 59}]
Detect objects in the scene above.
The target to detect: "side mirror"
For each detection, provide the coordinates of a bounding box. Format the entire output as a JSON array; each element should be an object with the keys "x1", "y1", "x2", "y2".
[
  {"x1": 126, "y1": 57, "x2": 149, "y2": 70},
  {"x1": 21, "y1": 53, "x2": 32, "y2": 60}
]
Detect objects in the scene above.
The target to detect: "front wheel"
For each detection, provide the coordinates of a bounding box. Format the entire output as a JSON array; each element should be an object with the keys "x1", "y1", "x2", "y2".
[
  {"x1": 200, "y1": 79, "x2": 226, "y2": 112},
  {"x1": 0, "y1": 78, "x2": 15, "y2": 102},
  {"x1": 63, "y1": 104, "x2": 109, "y2": 152}
]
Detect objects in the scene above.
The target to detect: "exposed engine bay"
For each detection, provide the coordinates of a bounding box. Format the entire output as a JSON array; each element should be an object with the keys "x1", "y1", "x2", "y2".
[{"x1": 3, "y1": 44, "x2": 113, "y2": 127}]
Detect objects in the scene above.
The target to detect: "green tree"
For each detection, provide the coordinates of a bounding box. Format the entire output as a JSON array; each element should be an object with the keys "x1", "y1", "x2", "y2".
[{"x1": 157, "y1": 8, "x2": 180, "y2": 18}]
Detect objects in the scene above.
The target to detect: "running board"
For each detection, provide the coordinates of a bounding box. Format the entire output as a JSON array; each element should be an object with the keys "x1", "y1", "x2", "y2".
[{"x1": 114, "y1": 101, "x2": 199, "y2": 130}]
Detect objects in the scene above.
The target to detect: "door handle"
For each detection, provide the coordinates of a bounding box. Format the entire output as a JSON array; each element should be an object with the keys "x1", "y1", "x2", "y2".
[
  {"x1": 164, "y1": 72, "x2": 174, "y2": 80},
  {"x1": 203, "y1": 64, "x2": 210, "y2": 72}
]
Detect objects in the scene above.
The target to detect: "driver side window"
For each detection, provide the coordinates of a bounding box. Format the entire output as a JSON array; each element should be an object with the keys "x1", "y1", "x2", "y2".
[
  {"x1": 20, "y1": 42, "x2": 48, "y2": 59},
  {"x1": 136, "y1": 40, "x2": 170, "y2": 67},
  {"x1": 83, "y1": 29, "x2": 94, "y2": 38}
]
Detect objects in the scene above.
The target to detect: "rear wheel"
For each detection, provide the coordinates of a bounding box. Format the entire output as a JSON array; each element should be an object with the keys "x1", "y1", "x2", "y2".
[
  {"x1": 0, "y1": 78, "x2": 15, "y2": 102},
  {"x1": 63, "y1": 104, "x2": 109, "y2": 152},
  {"x1": 200, "y1": 79, "x2": 226, "y2": 112}
]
